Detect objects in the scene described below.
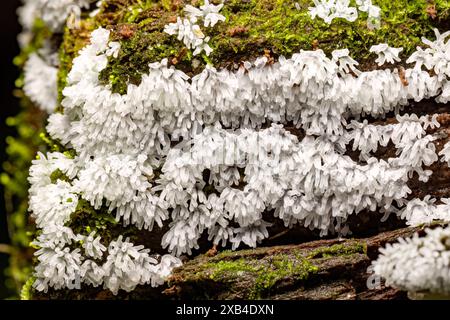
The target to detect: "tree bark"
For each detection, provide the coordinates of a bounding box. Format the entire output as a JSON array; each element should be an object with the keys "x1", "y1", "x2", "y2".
[
  {"x1": 21, "y1": 0, "x2": 450, "y2": 300},
  {"x1": 161, "y1": 226, "x2": 429, "y2": 300},
  {"x1": 35, "y1": 225, "x2": 447, "y2": 300}
]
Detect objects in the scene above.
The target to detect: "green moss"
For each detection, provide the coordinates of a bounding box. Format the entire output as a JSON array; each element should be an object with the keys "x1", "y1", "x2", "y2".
[
  {"x1": 99, "y1": 29, "x2": 188, "y2": 94},
  {"x1": 251, "y1": 255, "x2": 319, "y2": 299},
  {"x1": 66, "y1": 199, "x2": 140, "y2": 244},
  {"x1": 67, "y1": 199, "x2": 118, "y2": 237},
  {"x1": 189, "y1": 242, "x2": 367, "y2": 299},
  {"x1": 307, "y1": 242, "x2": 367, "y2": 259},
  {"x1": 205, "y1": 253, "x2": 319, "y2": 299},
  {"x1": 208, "y1": 259, "x2": 259, "y2": 277},
  {"x1": 63, "y1": 149, "x2": 77, "y2": 159},
  {"x1": 50, "y1": 169, "x2": 71, "y2": 184},
  {"x1": 39, "y1": 131, "x2": 65, "y2": 153},
  {"x1": 91, "y1": 0, "x2": 450, "y2": 94},
  {"x1": 93, "y1": 0, "x2": 195, "y2": 94},
  {"x1": 213, "y1": 0, "x2": 449, "y2": 63},
  {"x1": 20, "y1": 277, "x2": 36, "y2": 300}
]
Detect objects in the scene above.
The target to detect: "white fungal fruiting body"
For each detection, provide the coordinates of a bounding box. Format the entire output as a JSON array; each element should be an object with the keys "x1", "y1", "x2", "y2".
[
  {"x1": 308, "y1": 0, "x2": 381, "y2": 28},
  {"x1": 100, "y1": 236, "x2": 180, "y2": 295},
  {"x1": 373, "y1": 227, "x2": 450, "y2": 295},
  {"x1": 22, "y1": 0, "x2": 450, "y2": 296},
  {"x1": 356, "y1": 0, "x2": 381, "y2": 29},
  {"x1": 45, "y1": 27, "x2": 450, "y2": 255},
  {"x1": 164, "y1": 17, "x2": 208, "y2": 54},
  {"x1": 55, "y1": 28, "x2": 449, "y2": 164},
  {"x1": 407, "y1": 29, "x2": 450, "y2": 81},
  {"x1": 370, "y1": 44, "x2": 403, "y2": 66},
  {"x1": 17, "y1": 0, "x2": 41, "y2": 31},
  {"x1": 23, "y1": 53, "x2": 58, "y2": 113},
  {"x1": 73, "y1": 154, "x2": 153, "y2": 209},
  {"x1": 164, "y1": 0, "x2": 225, "y2": 56},
  {"x1": 331, "y1": 49, "x2": 361, "y2": 76},
  {"x1": 439, "y1": 141, "x2": 450, "y2": 166},
  {"x1": 185, "y1": 0, "x2": 226, "y2": 28},
  {"x1": 398, "y1": 197, "x2": 450, "y2": 226},
  {"x1": 29, "y1": 180, "x2": 79, "y2": 228},
  {"x1": 17, "y1": 0, "x2": 41, "y2": 47},
  {"x1": 308, "y1": 0, "x2": 358, "y2": 24},
  {"x1": 39, "y1": 0, "x2": 91, "y2": 32},
  {"x1": 33, "y1": 246, "x2": 83, "y2": 292},
  {"x1": 156, "y1": 121, "x2": 443, "y2": 254},
  {"x1": 28, "y1": 152, "x2": 78, "y2": 193},
  {"x1": 28, "y1": 152, "x2": 181, "y2": 294},
  {"x1": 89, "y1": 0, "x2": 104, "y2": 17},
  {"x1": 81, "y1": 232, "x2": 107, "y2": 259},
  {"x1": 17, "y1": 0, "x2": 91, "y2": 35}
]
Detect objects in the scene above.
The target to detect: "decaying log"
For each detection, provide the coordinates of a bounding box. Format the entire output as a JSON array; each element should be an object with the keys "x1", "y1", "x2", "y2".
[
  {"x1": 35, "y1": 225, "x2": 445, "y2": 300},
  {"x1": 161, "y1": 226, "x2": 428, "y2": 300}
]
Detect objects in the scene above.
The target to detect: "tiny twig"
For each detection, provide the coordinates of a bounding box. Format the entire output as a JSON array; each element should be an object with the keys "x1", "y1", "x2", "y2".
[{"x1": 268, "y1": 229, "x2": 290, "y2": 241}]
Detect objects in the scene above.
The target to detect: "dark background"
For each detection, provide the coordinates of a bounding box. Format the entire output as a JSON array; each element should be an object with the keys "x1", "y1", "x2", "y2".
[{"x1": 0, "y1": 0, "x2": 22, "y2": 299}]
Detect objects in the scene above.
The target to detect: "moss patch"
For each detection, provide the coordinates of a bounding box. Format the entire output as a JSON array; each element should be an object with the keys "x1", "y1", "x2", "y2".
[
  {"x1": 20, "y1": 277, "x2": 36, "y2": 300},
  {"x1": 39, "y1": 131, "x2": 66, "y2": 153},
  {"x1": 66, "y1": 199, "x2": 143, "y2": 245},
  {"x1": 49, "y1": 169, "x2": 71, "y2": 184},
  {"x1": 99, "y1": 29, "x2": 188, "y2": 94},
  {"x1": 307, "y1": 242, "x2": 367, "y2": 259},
  {"x1": 171, "y1": 240, "x2": 369, "y2": 299},
  {"x1": 86, "y1": 0, "x2": 450, "y2": 94},
  {"x1": 201, "y1": 252, "x2": 319, "y2": 299},
  {"x1": 67, "y1": 199, "x2": 118, "y2": 240}
]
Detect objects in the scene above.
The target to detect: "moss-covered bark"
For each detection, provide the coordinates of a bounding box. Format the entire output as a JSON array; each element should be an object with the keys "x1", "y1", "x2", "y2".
[
  {"x1": 13, "y1": 0, "x2": 450, "y2": 299},
  {"x1": 92, "y1": 0, "x2": 450, "y2": 93},
  {"x1": 33, "y1": 225, "x2": 445, "y2": 300}
]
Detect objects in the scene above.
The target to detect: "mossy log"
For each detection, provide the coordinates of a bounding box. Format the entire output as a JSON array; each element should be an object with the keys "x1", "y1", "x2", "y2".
[
  {"x1": 34, "y1": 225, "x2": 441, "y2": 300},
  {"x1": 18, "y1": 0, "x2": 450, "y2": 300},
  {"x1": 163, "y1": 226, "x2": 424, "y2": 300}
]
